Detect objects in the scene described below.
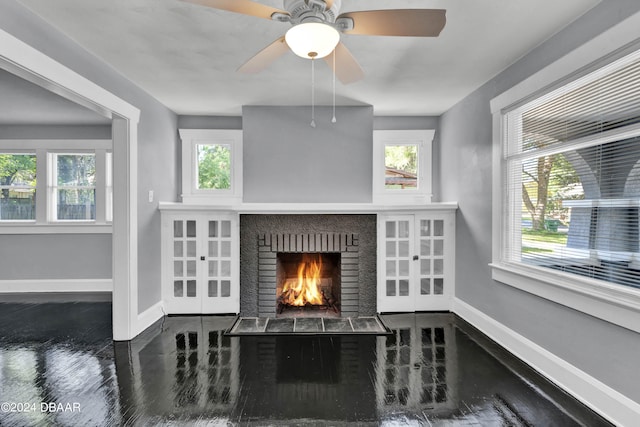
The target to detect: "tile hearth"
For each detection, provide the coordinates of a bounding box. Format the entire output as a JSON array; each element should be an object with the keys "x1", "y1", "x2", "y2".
[{"x1": 226, "y1": 316, "x2": 390, "y2": 336}]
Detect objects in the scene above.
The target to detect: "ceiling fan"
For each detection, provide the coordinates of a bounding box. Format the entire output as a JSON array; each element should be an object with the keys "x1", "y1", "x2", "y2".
[{"x1": 181, "y1": 0, "x2": 446, "y2": 84}]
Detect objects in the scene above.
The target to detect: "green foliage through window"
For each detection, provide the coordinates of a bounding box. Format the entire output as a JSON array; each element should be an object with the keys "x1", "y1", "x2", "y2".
[
  {"x1": 385, "y1": 145, "x2": 418, "y2": 189},
  {"x1": 0, "y1": 154, "x2": 37, "y2": 220},
  {"x1": 197, "y1": 144, "x2": 231, "y2": 190}
]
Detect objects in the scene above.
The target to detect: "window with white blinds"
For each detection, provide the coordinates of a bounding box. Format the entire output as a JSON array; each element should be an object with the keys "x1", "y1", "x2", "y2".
[{"x1": 502, "y1": 49, "x2": 640, "y2": 290}]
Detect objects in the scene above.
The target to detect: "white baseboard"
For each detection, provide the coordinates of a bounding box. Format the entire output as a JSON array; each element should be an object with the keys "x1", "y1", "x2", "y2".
[
  {"x1": 0, "y1": 278, "x2": 112, "y2": 293},
  {"x1": 135, "y1": 301, "x2": 165, "y2": 337},
  {"x1": 452, "y1": 298, "x2": 640, "y2": 427}
]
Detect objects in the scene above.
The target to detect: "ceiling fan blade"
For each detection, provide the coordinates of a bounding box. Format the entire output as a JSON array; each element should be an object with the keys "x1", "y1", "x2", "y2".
[
  {"x1": 338, "y1": 9, "x2": 446, "y2": 37},
  {"x1": 324, "y1": 42, "x2": 364, "y2": 85},
  {"x1": 181, "y1": 0, "x2": 288, "y2": 20},
  {"x1": 237, "y1": 36, "x2": 290, "y2": 74}
]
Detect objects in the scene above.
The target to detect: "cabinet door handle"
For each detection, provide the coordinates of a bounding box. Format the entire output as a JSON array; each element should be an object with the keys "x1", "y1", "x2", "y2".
[
  {"x1": 413, "y1": 255, "x2": 419, "y2": 261},
  {"x1": 200, "y1": 256, "x2": 205, "y2": 261}
]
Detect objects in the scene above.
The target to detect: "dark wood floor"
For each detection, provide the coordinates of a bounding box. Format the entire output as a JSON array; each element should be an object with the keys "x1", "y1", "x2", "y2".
[{"x1": 0, "y1": 300, "x2": 612, "y2": 426}]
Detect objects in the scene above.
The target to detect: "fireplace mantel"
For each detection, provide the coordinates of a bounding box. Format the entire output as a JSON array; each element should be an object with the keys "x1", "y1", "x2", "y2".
[{"x1": 159, "y1": 202, "x2": 458, "y2": 214}]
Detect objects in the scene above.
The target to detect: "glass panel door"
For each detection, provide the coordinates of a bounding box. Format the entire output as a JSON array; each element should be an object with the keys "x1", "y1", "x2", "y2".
[
  {"x1": 202, "y1": 219, "x2": 236, "y2": 313},
  {"x1": 378, "y1": 216, "x2": 414, "y2": 312},
  {"x1": 169, "y1": 218, "x2": 200, "y2": 313},
  {"x1": 415, "y1": 215, "x2": 453, "y2": 311}
]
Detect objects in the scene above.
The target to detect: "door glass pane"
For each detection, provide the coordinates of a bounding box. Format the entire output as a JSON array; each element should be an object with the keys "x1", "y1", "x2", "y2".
[
  {"x1": 420, "y1": 220, "x2": 431, "y2": 237},
  {"x1": 221, "y1": 220, "x2": 231, "y2": 238},
  {"x1": 186, "y1": 280, "x2": 197, "y2": 297},
  {"x1": 187, "y1": 260, "x2": 197, "y2": 277},
  {"x1": 399, "y1": 260, "x2": 409, "y2": 276},
  {"x1": 399, "y1": 279, "x2": 409, "y2": 296},
  {"x1": 386, "y1": 221, "x2": 396, "y2": 238},
  {"x1": 187, "y1": 241, "x2": 197, "y2": 257},
  {"x1": 434, "y1": 240, "x2": 444, "y2": 256},
  {"x1": 420, "y1": 259, "x2": 430, "y2": 275},
  {"x1": 420, "y1": 240, "x2": 431, "y2": 256},
  {"x1": 186, "y1": 220, "x2": 196, "y2": 238},
  {"x1": 421, "y1": 278, "x2": 431, "y2": 295},
  {"x1": 220, "y1": 241, "x2": 231, "y2": 257},
  {"x1": 209, "y1": 220, "x2": 218, "y2": 237},
  {"x1": 434, "y1": 259, "x2": 443, "y2": 275},
  {"x1": 434, "y1": 278, "x2": 444, "y2": 295},
  {"x1": 221, "y1": 280, "x2": 231, "y2": 297},
  {"x1": 398, "y1": 221, "x2": 410, "y2": 238},
  {"x1": 386, "y1": 280, "x2": 396, "y2": 296},
  {"x1": 209, "y1": 241, "x2": 218, "y2": 257},
  {"x1": 209, "y1": 261, "x2": 218, "y2": 276},
  {"x1": 398, "y1": 240, "x2": 409, "y2": 257},
  {"x1": 386, "y1": 241, "x2": 396, "y2": 257},
  {"x1": 174, "y1": 280, "x2": 183, "y2": 297},
  {"x1": 434, "y1": 220, "x2": 444, "y2": 237},
  {"x1": 386, "y1": 260, "x2": 396, "y2": 277},
  {"x1": 173, "y1": 220, "x2": 183, "y2": 238},
  {"x1": 173, "y1": 241, "x2": 183, "y2": 257},
  {"x1": 220, "y1": 261, "x2": 231, "y2": 277},
  {"x1": 174, "y1": 261, "x2": 183, "y2": 277},
  {"x1": 208, "y1": 280, "x2": 218, "y2": 297}
]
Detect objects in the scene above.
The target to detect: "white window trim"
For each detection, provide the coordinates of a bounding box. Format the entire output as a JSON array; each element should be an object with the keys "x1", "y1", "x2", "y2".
[
  {"x1": 490, "y1": 12, "x2": 640, "y2": 332},
  {"x1": 373, "y1": 129, "x2": 434, "y2": 205},
  {"x1": 0, "y1": 139, "x2": 112, "y2": 233},
  {"x1": 179, "y1": 129, "x2": 243, "y2": 205}
]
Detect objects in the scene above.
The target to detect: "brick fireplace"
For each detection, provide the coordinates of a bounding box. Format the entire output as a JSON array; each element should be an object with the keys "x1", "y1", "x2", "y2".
[{"x1": 240, "y1": 214, "x2": 377, "y2": 318}]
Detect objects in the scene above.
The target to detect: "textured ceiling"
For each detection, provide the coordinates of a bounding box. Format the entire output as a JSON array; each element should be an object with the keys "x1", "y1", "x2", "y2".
[{"x1": 16, "y1": 0, "x2": 601, "y2": 116}]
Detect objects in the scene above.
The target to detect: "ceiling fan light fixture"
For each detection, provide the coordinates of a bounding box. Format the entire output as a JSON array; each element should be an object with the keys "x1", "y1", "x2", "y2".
[{"x1": 285, "y1": 22, "x2": 340, "y2": 59}]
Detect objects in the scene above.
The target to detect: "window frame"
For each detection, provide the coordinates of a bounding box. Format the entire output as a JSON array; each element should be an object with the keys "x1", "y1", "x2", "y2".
[
  {"x1": 0, "y1": 139, "x2": 112, "y2": 233},
  {"x1": 373, "y1": 130, "x2": 434, "y2": 205},
  {"x1": 179, "y1": 129, "x2": 243, "y2": 205},
  {"x1": 491, "y1": 39, "x2": 640, "y2": 333}
]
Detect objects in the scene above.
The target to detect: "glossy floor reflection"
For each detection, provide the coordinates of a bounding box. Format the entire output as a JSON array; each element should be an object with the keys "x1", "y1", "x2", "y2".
[{"x1": 0, "y1": 301, "x2": 611, "y2": 426}]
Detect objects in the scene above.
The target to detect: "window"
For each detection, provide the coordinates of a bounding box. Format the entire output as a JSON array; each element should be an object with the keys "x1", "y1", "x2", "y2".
[
  {"x1": 0, "y1": 153, "x2": 37, "y2": 220},
  {"x1": 0, "y1": 140, "x2": 112, "y2": 228},
  {"x1": 373, "y1": 130, "x2": 434, "y2": 204},
  {"x1": 50, "y1": 153, "x2": 96, "y2": 220},
  {"x1": 179, "y1": 129, "x2": 242, "y2": 204},
  {"x1": 500, "y1": 50, "x2": 640, "y2": 291},
  {"x1": 196, "y1": 143, "x2": 231, "y2": 190}
]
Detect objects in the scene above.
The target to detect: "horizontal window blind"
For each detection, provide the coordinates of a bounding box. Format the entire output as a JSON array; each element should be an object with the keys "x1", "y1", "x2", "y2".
[{"x1": 504, "y1": 50, "x2": 640, "y2": 290}]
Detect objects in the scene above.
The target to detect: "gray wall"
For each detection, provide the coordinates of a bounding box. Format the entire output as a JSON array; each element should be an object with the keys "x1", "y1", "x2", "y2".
[
  {"x1": 0, "y1": 125, "x2": 112, "y2": 139},
  {"x1": 242, "y1": 106, "x2": 373, "y2": 203},
  {"x1": 0, "y1": 0, "x2": 179, "y2": 313},
  {"x1": 0, "y1": 234, "x2": 111, "y2": 279},
  {"x1": 439, "y1": 0, "x2": 640, "y2": 402}
]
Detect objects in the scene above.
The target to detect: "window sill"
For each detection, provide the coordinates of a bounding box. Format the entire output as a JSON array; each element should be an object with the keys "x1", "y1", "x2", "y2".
[
  {"x1": 0, "y1": 223, "x2": 112, "y2": 234},
  {"x1": 490, "y1": 262, "x2": 640, "y2": 334}
]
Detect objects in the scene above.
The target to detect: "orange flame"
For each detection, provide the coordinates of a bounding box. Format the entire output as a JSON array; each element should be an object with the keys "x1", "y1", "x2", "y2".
[{"x1": 280, "y1": 254, "x2": 324, "y2": 306}]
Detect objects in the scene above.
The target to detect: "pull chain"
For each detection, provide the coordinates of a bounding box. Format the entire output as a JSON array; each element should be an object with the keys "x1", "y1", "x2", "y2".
[
  {"x1": 310, "y1": 57, "x2": 316, "y2": 128},
  {"x1": 332, "y1": 49, "x2": 337, "y2": 123}
]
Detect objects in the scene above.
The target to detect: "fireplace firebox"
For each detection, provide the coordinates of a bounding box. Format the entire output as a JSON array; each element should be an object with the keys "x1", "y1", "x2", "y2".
[{"x1": 276, "y1": 253, "x2": 341, "y2": 317}]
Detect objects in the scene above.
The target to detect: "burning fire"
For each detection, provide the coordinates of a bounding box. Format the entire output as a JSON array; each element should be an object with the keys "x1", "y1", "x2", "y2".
[{"x1": 280, "y1": 254, "x2": 324, "y2": 306}]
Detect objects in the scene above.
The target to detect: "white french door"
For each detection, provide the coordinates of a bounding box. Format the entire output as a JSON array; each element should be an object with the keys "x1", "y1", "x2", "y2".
[
  {"x1": 163, "y1": 214, "x2": 239, "y2": 314},
  {"x1": 378, "y1": 213, "x2": 454, "y2": 313}
]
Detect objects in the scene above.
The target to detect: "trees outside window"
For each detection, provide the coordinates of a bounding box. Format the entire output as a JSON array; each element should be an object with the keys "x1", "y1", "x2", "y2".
[
  {"x1": 52, "y1": 154, "x2": 96, "y2": 220},
  {"x1": 0, "y1": 154, "x2": 36, "y2": 220},
  {"x1": 196, "y1": 144, "x2": 231, "y2": 190}
]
